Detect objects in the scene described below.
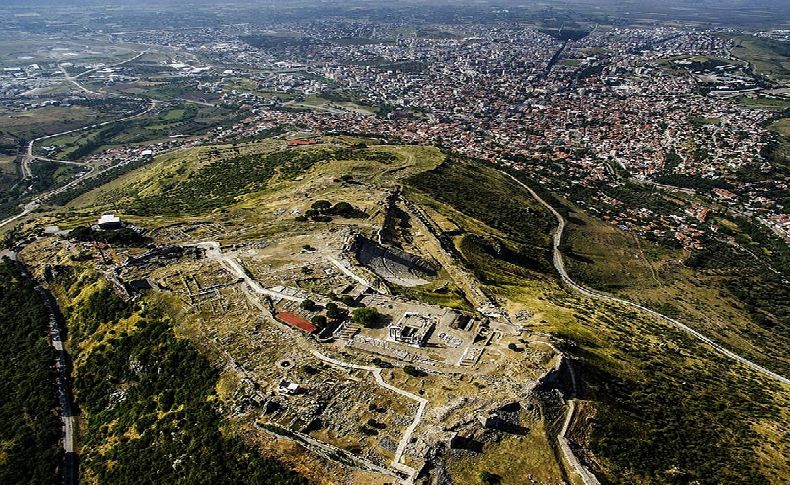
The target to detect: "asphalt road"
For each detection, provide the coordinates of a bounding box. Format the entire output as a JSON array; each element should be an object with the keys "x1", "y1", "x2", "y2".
[
  {"x1": 506, "y1": 173, "x2": 790, "y2": 386},
  {"x1": 0, "y1": 99, "x2": 157, "y2": 231},
  {"x1": 34, "y1": 285, "x2": 78, "y2": 485}
]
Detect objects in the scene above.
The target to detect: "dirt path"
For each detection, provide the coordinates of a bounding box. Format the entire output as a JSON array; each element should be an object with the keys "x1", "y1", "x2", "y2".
[{"x1": 309, "y1": 349, "x2": 427, "y2": 484}]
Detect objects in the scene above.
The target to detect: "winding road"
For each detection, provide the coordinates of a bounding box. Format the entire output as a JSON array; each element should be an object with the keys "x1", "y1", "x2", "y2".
[
  {"x1": 0, "y1": 99, "x2": 158, "y2": 231},
  {"x1": 506, "y1": 173, "x2": 790, "y2": 386}
]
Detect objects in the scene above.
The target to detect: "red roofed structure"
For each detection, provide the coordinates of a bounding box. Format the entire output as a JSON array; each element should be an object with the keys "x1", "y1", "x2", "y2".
[
  {"x1": 286, "y1": 139, "x2": 318, "y2": 147},
  {"x1": 276, "y1": 312, "x2": 318, "y2": 334}
]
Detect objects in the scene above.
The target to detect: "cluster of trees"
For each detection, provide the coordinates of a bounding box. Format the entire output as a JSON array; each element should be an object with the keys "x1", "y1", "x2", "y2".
[
  {"x1": 297, "y1": 199, "x2": 360, "y2": 222},
  {"x1": 0, "y1": 260, "x2": 60, "y2": 483},
  {"x1": 69, "y1": 226, "x2": 150, "y2": 247},
  {"x1": 351, "y1": 307, "x2": 379, "y2": 327},
  {"x1": 330, "y1": 147, "x2": 397, "y2": 163},
  {"x1": 0, "y1": 164, "x2": 25, "y2": 220},
  {"x1": 458, "y1": 234, "x2": 551, "y2": 286},
  {"x1": 0, "y1": 160, "x2": 77, "y2": 219},
  {"x1": 66, "y1": 120, "x2": 134, "y2": 161},
  {"x1": 654, "y1": 173, "x2": 733, "y2": 192},
  {"x1": 66, "y1": 288, "x2": 307, "y2": 484},
  {"x1": 67, "y1": 284, "x2": 133, "y2": 344},
  {"x1": 406, "y1": 158, "x2": 553, "y2": 258},
  {"x1": 539, "y1": 290, "x2": 782, "y2": 485},
  {"x1": 130, "y1": 149, "x2": 346, "y2": 216},
  {"x1": 55, "y1": 104, "x2": 218, "y2": 162},
  {"x1": 686, "y1": 237, "x2": 788, "y2": 338},
  {"x1": 49, "y1": 152, "x2": 153, "y2": 206},
  {"x1": 479, "y1": 471, "x2": 502, "y2": 484},
  {"x1": 403, "y1": 365, "x2": 426, "y2": 377},
  {"x1": 300, "y1": 297, "x2": 381, "y2": 329},
  {"x1": 584, "y1": 346, "x2": 772, "y2": 484}
]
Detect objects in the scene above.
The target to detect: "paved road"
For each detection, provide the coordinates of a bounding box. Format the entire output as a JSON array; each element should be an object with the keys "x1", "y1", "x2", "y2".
[
  {"x1": 506, "y1": 173, "x2": 790, "y2": 386},
  {"x1": 34, "y1": 285, "x2": 78, "y2": 485},
  {"x1": 22, "y1": 139, "x2": 91, "y2": 181},
  {"x1": 20, "y1": 97, "x2": 157, "y2": 181},
  {"x1": 0, "y1": 99, "x2": 158, "y2": 231},
  {"x1": 59, "y1": 64, "x2": 95, "y2": 95},
  {"x1": 59, "y1": 50, "x2": 146, "y2": 95}
]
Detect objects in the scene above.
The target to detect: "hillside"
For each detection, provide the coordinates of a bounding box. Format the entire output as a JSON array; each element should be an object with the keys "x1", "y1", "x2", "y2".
[{"x1": 11, "y1": 139, "x2": 790, "y2": 485}]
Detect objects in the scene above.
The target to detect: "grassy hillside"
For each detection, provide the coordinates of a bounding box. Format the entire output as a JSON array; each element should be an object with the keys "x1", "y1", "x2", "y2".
[
  {"x1": 557, "y1": 194, "x2": 790, "y2": 378},
  {"x1": 18, "y1": 141, "x2": 790, "y2": 484},
  {"x1": 731, "y1": 36, "x2": 790, "y2": 84},
  {"x1": 406, "y1": 157, "x2": 555, "y2": 278},
  {"x1": 51, "y1": 269, "x2": 308, "y2": 484},
  {"x1": 406, "y1": 163, "x2": 790, "y2": 484}
]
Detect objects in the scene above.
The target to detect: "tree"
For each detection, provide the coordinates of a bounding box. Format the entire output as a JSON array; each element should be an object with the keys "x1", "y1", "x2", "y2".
[
  {"x1": 300, "y1": 299, "x2": 316, "y2": 311},
  {"x1": 311, "y1": 315, "x2": 327, "y2": 327},
  {"x1": 325, "y1": 302, "x2": 344, "y2": 320},
  {"x1": 331, "y1": 201, "x2": 354, "y2": 216},
  {"x1": 479, "y1": 471, "x2": 501, "y2": 484},
  {"x1": 311, "y1": 200, "x2": 332, "y2": 212},
  {"x1": 352, "y1": 307, "x2": 379, "y2": 327},
  {"x1": 403, "y1": 365, "x2": 425, "y2": 377}
]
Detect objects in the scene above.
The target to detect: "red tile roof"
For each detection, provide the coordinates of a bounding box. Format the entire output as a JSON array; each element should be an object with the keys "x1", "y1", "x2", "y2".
[{"x1": 276, "y1": 312, "x2": 317, "y2": 334}]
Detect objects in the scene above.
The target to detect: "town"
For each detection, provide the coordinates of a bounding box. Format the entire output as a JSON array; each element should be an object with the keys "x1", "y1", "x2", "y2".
[
  {"x1": 0, "y1": 2, "x2": 788, "y2": 485},
  {"x1": 3, "y1": 18, "x2": 787, "y2": 250}
]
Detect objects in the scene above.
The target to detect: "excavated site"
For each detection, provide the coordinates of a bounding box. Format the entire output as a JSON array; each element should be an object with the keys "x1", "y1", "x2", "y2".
[{"x1": 18, "y1": 149, "x2": 583, "y2": 485}]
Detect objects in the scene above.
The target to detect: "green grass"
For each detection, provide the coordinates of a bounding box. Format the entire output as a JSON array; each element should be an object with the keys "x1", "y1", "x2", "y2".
[
  {"x1": 391, "y1": 273, "x2": 473, "y2": 312},
  {"x1": 0, "y1": 104, "x2": 129, "y2": 143},
  {"x1": 736, "y1": 95, "x2": 790, "y2": 110},
  {"x1": 769, "y1": 117, "x2": 790, "y2": 136},
  {"x1": 730, "y1": 36, "x2": 790, "y2": 84}
]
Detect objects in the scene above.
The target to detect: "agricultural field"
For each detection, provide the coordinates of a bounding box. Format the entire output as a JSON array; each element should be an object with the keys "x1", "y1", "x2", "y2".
[
  {"x1": 730, "y1": 35, "x2": 790, "y2": 84},
  {"x1": 0, "y1": 104, "x2": 132, "y2": 144},
  {"x1": 36, "y1": 102, "x2": 236, "y2": 162}
]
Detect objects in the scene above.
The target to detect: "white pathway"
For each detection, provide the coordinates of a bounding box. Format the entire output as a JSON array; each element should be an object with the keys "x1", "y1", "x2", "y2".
[{"x1": 310, "y1": 349, "x2": 427, "y2": 483}]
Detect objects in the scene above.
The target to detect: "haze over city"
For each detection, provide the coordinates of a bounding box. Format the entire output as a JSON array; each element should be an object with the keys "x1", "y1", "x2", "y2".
[{"x1": 0, "y1": 1, "x2": 787, "y2": 484}]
